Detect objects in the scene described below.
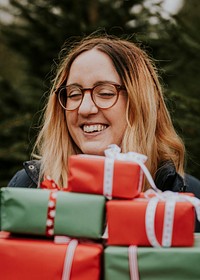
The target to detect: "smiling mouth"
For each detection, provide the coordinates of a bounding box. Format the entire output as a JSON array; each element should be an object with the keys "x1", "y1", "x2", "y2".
[{"x1": 82, "y1": 124, "x2": 108, "y2": 133}]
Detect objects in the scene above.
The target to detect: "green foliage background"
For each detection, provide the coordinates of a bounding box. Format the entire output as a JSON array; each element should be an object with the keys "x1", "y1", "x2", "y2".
[{"x1": 0, "y1": 0, "x2": 199, "y2": 186}]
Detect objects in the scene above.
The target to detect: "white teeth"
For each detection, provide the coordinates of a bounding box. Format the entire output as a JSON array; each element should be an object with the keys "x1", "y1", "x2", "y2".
[{"x1": 83, "y1": 124, "x2": 107, "y2": 133}]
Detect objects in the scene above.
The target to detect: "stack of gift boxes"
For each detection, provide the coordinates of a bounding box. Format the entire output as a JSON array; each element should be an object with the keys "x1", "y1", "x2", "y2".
[{"x1": 1, "y1": 147, "x2": 200, "y2": 279}]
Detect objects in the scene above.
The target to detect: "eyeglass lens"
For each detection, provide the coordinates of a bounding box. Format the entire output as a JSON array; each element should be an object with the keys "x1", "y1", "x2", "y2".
[{"x1": 58, "y1": 83, "x2": 120, "y2": 110}]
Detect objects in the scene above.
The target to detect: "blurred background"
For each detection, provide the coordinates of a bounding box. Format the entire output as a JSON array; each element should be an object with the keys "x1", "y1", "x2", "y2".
[{"x1": 0, "y1": 0, "x2": 199, "y2": 186}]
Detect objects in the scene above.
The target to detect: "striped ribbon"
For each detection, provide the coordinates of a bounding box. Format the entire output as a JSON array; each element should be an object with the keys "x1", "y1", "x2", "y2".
[
  {"x1": 103, "y1": 157, "x2": 115, "y2": 199},
  {"x1": 144, "y1": 189, "x2": 200, "y2": 247},
  {"x1": 145, "y1": 195, "x2": 176, "y2": 247},
  {"x1": 103, "y1": 144, "x2": 160, "y2": 199}
]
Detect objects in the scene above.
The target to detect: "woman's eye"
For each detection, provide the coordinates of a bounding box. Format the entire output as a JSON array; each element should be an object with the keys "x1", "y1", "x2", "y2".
[
  {"x1": 67, "y1": 92, "x2": 82, "y2": 99},
  {"x1": 97, "y1": 92, "x2": 116, "y2": 98}
]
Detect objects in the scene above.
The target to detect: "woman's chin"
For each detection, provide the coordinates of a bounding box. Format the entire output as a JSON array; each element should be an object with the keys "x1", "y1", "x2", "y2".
[{"x1": 80, "y1": 144, "x2": 108, "y2": 156}]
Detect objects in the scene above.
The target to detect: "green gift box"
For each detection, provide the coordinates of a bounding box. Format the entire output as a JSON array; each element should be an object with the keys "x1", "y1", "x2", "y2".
[
  {"x1": 104, "y1": 234, "x2": 200, "y2": 280},
  {"x1": 1, "y1": 187, "x2": 105, "y2": 239}
]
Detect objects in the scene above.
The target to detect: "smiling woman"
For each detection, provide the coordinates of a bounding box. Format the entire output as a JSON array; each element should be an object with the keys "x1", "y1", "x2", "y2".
[
  {"x1": 7, "y1": 33, "x2": 200, "y2": 214},
  {"x1": 65, "y1": 49, "x2": 127, "y2": 156}
]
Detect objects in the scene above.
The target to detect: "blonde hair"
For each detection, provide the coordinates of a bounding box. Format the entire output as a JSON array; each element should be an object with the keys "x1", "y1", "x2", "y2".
[{"x1": 33, "y1": 34, "x2": 185, "y2": 189}]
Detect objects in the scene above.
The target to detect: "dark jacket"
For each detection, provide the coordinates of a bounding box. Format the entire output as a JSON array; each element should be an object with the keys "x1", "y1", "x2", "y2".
[{"x1": 7, "y1": 160, "x2": 200, "y2": 231}]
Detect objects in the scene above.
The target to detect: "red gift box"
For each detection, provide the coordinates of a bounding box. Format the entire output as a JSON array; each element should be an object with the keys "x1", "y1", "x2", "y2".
[
  {"x1": 0, "y1": 232, "x2": 102, "y2": 280},
  {"x1": 68, "y1": 155, "x2": 144, "y2": 199},
  {"x1": 106, "y1": 197, "x2": 195, "y2": 247}
]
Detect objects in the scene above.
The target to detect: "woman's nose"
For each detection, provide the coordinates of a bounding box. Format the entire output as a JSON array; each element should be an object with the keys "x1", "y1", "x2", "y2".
[{"x1": 78, "y1": 92, "x2": 98, "y2": 115}]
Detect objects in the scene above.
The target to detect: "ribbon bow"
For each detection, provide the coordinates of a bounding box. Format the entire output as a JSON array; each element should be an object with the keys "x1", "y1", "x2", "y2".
[
  {"x1": 104, "y1": 144, "x2": 160, "y2": 194},
  {"x1": 144, "y1": 189, "x2": 200, "y2": 247},
  {"x1": 40, "y1": 176, "x2": 68, "y2": 191}
]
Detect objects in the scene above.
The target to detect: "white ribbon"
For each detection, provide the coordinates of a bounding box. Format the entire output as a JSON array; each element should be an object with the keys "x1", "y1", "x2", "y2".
[
  {"x1": 145, "y1": 196, "x2": 162, "y2": 247},
  {"x1": 104, "y1": 144, "x2": 160, "y2": 198},
  {"x1": 144, "y1": 190, "x2": 200, "y2": 247},
  {"x1": 54, "y1": 235, "x2": 72, "y2": 244},
  {"x1": 162, "y1": 198, "x2": 176, "y2": 247},
  {"x1": 80, "y1": 145, "x2": 159, "y2": 198},
  {"x1": 103, "y1": 157, "x2": 115, "y2": 199},
  {"x1": 102, "y1": 224, "x2": 108, "y2": 239},
  {"x1": 145, "y1": 195, "x2": 176, "y2": 247},
  {"x1": 54, "y1": 236, "x2": 78, "y2": 280},
  {"x1": 128, "y1": 246, "x2": 140, "y2": 280},
  {"x1": 62, "y1": 239, "x2": 78, "y2": 280}
]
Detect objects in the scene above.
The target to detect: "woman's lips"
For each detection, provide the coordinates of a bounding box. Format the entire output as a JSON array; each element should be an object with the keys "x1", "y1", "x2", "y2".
[{"x1": 82, "y1": 124, "x2": 108, "y2": 133}]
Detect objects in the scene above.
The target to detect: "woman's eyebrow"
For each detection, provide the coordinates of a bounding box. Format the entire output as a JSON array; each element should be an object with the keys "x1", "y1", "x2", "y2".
[
  {"x1": 66, "y1": 82, "x2": 82, "y2": 87},
  {"x1": 66, "y1": 80, "x2": 120, "y2": 87}
]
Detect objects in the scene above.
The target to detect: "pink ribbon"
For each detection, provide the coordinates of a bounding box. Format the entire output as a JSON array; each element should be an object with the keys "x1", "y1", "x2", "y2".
[
  {"x1": 128, "y1": 246, "x2": 140, "y2": 280},
  {"x1": 54, "y1": 236, "x2": 78, "y2": 280}
]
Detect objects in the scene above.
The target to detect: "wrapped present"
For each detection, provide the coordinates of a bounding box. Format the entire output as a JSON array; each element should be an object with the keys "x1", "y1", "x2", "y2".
[
  {"x1": 0, "y1": 187, "x2": 105, "y2": 238},
  {"x1": 104, "y1": 234, "x2": 200, "y2": 280},
  {"x1": 106, "y1": 191, "x2": 200, "y2": 246},
  {"x1": 68, "y1": 145, "x2": 149, "y2": 199},
  {"x1": 0, "y1": 231, "x2": 102, "y2": 280},
  {"x1": 0, "y1": 189, "x2": 1, "y2": 230}
]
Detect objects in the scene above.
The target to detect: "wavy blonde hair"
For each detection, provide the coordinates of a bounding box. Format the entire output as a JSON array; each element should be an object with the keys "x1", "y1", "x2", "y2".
[{"x1": 33, "y1": 34, "x2": 185, "y2": 189}]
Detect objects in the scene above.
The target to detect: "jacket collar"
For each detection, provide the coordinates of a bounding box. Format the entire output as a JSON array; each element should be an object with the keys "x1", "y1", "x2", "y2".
[{"x1": 23, "y1": 160, "x2": 41, "y2": 185}]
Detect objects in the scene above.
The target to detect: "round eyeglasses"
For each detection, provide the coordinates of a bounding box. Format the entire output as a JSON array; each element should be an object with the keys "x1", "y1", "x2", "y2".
[{"x1": 55, "y1": 82, "x2": 126, "y2": 111}]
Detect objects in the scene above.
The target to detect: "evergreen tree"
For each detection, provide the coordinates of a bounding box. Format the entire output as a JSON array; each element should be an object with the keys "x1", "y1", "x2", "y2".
[{"x1": 0, "y1": 0, "x2": 199, "y2": 186}]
